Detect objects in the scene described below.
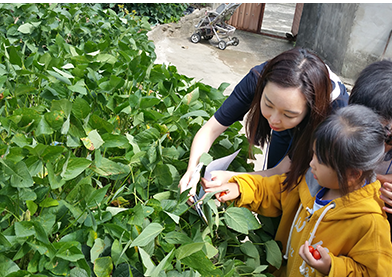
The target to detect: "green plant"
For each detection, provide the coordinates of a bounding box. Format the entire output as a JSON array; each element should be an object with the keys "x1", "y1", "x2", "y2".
[
  {"x1": 119, "y1": 3, "x2": 189, "y2": 24},
  {"x1": 0, "y1": 3, "x2": 281, "y2": 276}
]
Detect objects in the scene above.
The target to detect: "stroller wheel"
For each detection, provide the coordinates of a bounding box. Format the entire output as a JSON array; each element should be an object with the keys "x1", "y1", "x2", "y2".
[
  {"x1": 232, "y1": 37, "x2": 239, "y2": 46},
  {"x1": 191, "y1": 33, "x2": 201, "y2": 43},
  {"x1": 203, "y1": 35, "x2": 213, "y2": 40},
  {"x1": 218, "y1": 41, "x2": 226, "y2": 50}
]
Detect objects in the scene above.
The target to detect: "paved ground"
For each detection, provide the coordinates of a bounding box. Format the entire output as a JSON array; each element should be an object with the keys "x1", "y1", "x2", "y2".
[
  {"x1": 147, "y1": 6, "x2": 297, "y2": 170},
  {"x1": 148, "y1": 6, "x2": 295, "y2": 96}
]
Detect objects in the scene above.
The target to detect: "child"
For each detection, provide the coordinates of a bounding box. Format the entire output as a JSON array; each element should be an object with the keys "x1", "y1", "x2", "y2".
[{"x1": 203, "y1": 105, "x2": 392, "y2": 276}]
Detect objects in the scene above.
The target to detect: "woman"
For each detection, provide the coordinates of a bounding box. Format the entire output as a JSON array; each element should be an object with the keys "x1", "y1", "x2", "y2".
[{"x1": 180, "y1": 47, "x2": 348, "y2": 198}]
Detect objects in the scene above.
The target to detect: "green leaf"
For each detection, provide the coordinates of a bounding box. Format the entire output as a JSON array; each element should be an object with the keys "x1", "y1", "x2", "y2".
[
  {"x1": 83, "y1": 130, "x2": 104, "y2": 150},
  {"x1": 164, "y1": 231, "x2": 193, "y2": 245},
  {"x1": 164, "y1": 211, "x2": 179, "y2": 224},
  {"x1": 111, "y1": 239, "x2": 128, "y2": 266},
  {"x1": 70, "y1": 267, "x2": 89, "y2": 277},
  {"x1": 242, "y1": 207, "x2": 262, "y2": 230},
  {"x1": 91, "y1": 238, "x2": 105, "y2": 263},
  {"x1": 138, "y1": 248, "x2": 155, "y2": 276},
  {"x1": 96, "y1": 53, "x2": 117, "y2": 64},
  {"x1": 26, "y1": 200, "x2": 38, "y2": 215},
  {"x1": 61, "y1": 157, "x2": 91, "y2": 181},
  {"x1": 17, "y1": 23, "x2": 34, "y2": 34},
  {"x1": 181, "y1": 250, "x2": 222, "y2": 276},
  {"x1": 180, "y1": 110, "x2": 210, "y2": 119},
  {"x1": 224, "y1": 207, "x2": 250, "y2": 234},
  {"x1": 240, "y1": 241, "x2": 259, "y2": 258},
  {"x1": 0, "y1": 255, "x2": 20, "y2": 276},
  {"x1": 47, "y1": 161, "x2": 66, "y2": 189},
  {"x1": 14, "y1": 221, "x2": 35, "y2": 237},
  {"x1": 57, "y1": 246, "x2": 85, "y2": 262},
  {"x1": 101, "y1": 134, "x2": 129, "y2": 148},
  {"x1": 39, "y1": 197, "x2": 59, "y2": 208},
  {"x1": 265, "y1": 239, "x2": 282, "y2": 269},
  {"x1": 47, "y1": 70, "x2": 72, "y2": 85},
  {"x1": 35, "y1": 117, "x2": 54, "y2": 136},
  {"x1": 149, "y1": 249, "x2": 174, "y2": 276},
  {"x1": 130, "y1": 223, "x2": 164, "y2": 248},
  {"x1": 199, "y1": 152, "x2": 213, "y2": 165},
  {"x1": 44, "y1": 110, "x2": 65, "y2": 130},
  {"x1": 35, "y1": 213, "x2": 56, "y2": 234},
  {"x1": 72, "y1": 98, "x2": 90, "y2": 119},
  {"x1": 8, "y1": 46, "x2": 22, "y2": 67},
  {"x1": 175, "y1": 242, "x2": 204, "y2": 260},
  {"x1": 140, "y1": 96, "x2": 160, "y2": 109},
  {"x1": 86, "y1": 185, "x2": 110, "y2": 208},
  {"x1": 93, "y1": 256, "x2": 113, "y2": 277},
  {"x1": 0, "y1": 234, "x2": 12, "y2": 248},
  {"x1": 91, "y1": 157, "x2": 130, "y2": 176},
  {"x1": 11, "y1": 133, "x2": 32, "y2": 148},
  {"x1": 182, "y1": 87, "x2": 200, "y2": 105},
  {"x1": 0, "y1": 160, "x2": 34, "y2": 188},
  {"x1": 134, "y1": 128, "x2": 160, "y2": 145},
  {"x1": 52, "y1": 99, "x2": 73, "y2": 117},
  {"x1": 153, "y1": 163, "x2": 172, "y2": 187},
  {"x1": 68, "y1": 84, "x2": 87, "y2": 95},
  {"x1": 53, "y1": 67, "x2": 74, "y2": 79}
]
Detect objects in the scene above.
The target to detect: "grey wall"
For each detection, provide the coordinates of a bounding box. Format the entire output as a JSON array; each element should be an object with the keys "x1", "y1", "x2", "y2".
[
  {"x1": 296, "y1": 3, "x2": 392, "y2": 81},
  {"x1": 342, "y1": 3, "x2": 392, "y2": 79},
  {"x1": 296, "y1": 3, "x2": 358, "y2": 75}
]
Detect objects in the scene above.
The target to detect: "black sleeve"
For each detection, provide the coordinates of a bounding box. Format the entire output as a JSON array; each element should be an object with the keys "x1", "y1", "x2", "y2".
[
  {"x1": 214, "y1": 63, "x2": 266, "y2": 126},
  {"x1": 331, "y1": 81, "x2": 349, "y2": 110}
]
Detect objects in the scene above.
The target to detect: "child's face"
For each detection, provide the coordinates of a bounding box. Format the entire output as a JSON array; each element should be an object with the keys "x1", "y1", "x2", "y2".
[
  {"x1": 260, "y1": 82, "x2": 308, "y2": 132},
  {"x1": 309, "y1": 151, "x2": 339, "y2": 191}
]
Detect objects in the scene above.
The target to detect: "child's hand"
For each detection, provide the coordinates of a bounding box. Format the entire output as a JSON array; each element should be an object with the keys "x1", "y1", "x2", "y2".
[
  {"x1": 201, "y1": 170, "x2": 238, "y2": 190},
  {"x1": 299, "y1": 241, "x2": 331, "y2": 275},
  {"x1": 201, "y1": 179, "x2": 240, "y2": 202},
  {"x1": 379, "y1": 181, "x2": 392, "y2": 213}
]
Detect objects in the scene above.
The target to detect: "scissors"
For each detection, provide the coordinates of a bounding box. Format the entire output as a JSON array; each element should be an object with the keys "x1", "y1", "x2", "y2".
[{"x1": 186, "y1": 162, "x2": 208, "y2": 224}]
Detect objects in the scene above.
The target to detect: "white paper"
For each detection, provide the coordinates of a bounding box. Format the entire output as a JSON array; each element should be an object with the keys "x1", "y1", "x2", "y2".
[{"x1": 198, "y1": 149, "x2": 241, "y2": 198}]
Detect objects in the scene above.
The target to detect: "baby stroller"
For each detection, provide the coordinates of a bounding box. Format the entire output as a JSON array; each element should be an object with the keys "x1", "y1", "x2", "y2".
[{"x1": 190, "y1": 3, "x2": 241, "y2": 50}]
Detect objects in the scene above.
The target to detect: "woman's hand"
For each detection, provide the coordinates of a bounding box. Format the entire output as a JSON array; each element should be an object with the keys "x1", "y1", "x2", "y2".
[
  {"x1": 379, "y1": 181, "x2": 392, "y2": 214},
  {"x1": 179, "y1": 169, "x2": 199, "y2": 205},
  {"x1": 299, "y1": 241, "x2": 331, "y2": 275}
]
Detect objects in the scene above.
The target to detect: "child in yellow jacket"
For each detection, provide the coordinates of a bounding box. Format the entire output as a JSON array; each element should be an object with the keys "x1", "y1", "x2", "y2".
[{"x1": 203, "y1": 105, "x2": 392, "y2": 276}]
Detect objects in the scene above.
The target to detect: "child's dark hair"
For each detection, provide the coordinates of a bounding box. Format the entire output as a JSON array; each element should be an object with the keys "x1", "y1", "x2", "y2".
[
  {"x1": 313, "y1": 105, "x2": 385, "y2": 196},
  {"x1": 349, "y1": 59, "x2": 392, "y2": 122}
]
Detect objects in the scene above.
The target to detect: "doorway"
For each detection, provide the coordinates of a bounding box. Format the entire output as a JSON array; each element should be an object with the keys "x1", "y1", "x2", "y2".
[{"x1": 228, "y1": 3, "x2": 304, "y2": 40}]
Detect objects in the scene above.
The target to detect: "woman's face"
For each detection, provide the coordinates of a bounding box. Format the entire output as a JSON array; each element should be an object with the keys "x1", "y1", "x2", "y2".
[{"x1": 260, "y1": 82, "x2": 308, "y2": 132}]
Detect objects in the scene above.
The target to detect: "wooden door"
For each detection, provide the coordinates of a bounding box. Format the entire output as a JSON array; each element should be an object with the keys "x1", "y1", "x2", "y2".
[{"x1": 228, "y1": 3, "x2": 304, "y2": 39}]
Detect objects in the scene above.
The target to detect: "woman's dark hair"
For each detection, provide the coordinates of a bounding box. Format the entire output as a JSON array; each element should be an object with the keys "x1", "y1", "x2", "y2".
[
  {"x1": 245, "y1": 47, "x2": 332, "y2": 191},
  {"x1": 349, "y1": 59, "x2": 392, "y2": 122},
  {"x1": 313, "y1": 105, "x2": 385, "y2": 196}
]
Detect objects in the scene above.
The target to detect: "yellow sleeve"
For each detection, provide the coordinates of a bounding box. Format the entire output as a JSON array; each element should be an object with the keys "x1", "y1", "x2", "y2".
[
  {"x1": 326, "y1": 216, "x2": 392, "y2": 277},
  {"x1": 229, "y1": 173, "x2": 286, "y2": 217}
]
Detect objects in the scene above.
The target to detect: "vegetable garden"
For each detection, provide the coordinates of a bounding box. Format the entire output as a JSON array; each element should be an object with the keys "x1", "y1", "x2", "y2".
[{"x1": 0, "y1": 3, "x2": 281, "y2": 277}]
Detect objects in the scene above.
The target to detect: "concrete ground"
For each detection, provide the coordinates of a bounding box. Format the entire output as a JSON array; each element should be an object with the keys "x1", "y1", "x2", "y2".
[{"x1": 148, "y1": 12, "x2": 295, "y2": 96}]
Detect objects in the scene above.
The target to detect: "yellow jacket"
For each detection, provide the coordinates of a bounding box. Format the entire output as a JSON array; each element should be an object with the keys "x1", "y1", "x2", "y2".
[{"x1": 231, "y1": 169, "x2": 392, "y2": 277}]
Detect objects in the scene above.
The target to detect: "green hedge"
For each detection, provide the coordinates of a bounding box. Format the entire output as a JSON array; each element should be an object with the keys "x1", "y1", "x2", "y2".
[{"x1": 0, "y1": 3, "x2": 279, "y2": 277}]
